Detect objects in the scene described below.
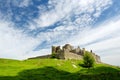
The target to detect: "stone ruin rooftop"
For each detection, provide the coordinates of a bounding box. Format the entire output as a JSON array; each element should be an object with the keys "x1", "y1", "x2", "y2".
[{"x1": 29, "y1": 44, "x2": 101, "y2": 63}]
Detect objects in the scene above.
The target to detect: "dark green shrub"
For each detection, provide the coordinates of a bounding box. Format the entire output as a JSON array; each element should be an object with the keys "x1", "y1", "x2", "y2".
[
  {"x1": 83, "y1": 51, "x2": 95, "y2": 68},
  {"x1": 51, "y1": 52, "x2": 56, "y2": 58}
]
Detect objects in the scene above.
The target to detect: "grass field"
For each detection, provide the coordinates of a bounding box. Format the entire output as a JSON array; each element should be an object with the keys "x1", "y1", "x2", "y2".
[{"x1": 0, "y1": 58, "x2": 120, "y2": 80}]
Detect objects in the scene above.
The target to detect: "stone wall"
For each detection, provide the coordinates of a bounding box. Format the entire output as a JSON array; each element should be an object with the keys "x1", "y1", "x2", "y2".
[
  {"x1": 28, "y1": 44, "x2": 101, "y2": 63},
  {"x1": 52, "y1": 44, "x2": 101, "y2": 63},
  {"x1": 28, "y1": 55, "x2": 51, "y2": 59}
]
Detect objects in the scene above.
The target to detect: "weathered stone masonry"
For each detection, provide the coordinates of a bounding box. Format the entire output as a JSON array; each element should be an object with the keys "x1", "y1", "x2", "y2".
[{"x1": 52, "y1": 44, "x2": 101, "y2": 63}]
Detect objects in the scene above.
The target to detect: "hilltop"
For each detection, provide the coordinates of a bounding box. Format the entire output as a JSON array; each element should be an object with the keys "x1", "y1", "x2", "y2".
[
  {"x1": 29, "y1": 44, "x2": 101, "y2": 63},
  {"x1": 0, "y1": 58, "x2": 120, "y2": 80},
  {"x1": 0, "y1": 44, "x2": 120, "y2": 80}
]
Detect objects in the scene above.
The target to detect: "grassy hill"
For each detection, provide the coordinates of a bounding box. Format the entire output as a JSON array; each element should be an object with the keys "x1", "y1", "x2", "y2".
[{"x1": 0, "y1": 58, "x2": 120, "y2": 80}]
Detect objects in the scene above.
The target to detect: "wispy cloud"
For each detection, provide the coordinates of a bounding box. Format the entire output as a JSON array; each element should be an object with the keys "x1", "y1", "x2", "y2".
[
  {"x1": 32, "y1": 0, "x2": 112, "y2": 46},
  {"x1": 0, "y1": 20, "x2": 41, "y2": 60},
  {"x1": 34, "y1": 0, "x2": 112, "y2": 28},
  {"x1": 82, "y1": 18, "x2": 120, "y2": 65},
  {"x1": 19, "y1": 0, "x2": 31, "y2": 7},
  {"x1": 83, "y1": 18, "x2": 120, "y2": 51}
]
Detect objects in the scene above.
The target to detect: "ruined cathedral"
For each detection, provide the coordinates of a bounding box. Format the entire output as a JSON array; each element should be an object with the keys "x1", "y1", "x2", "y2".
[{"x1": 52, "y1": 44, "x2": 101, "y2": 63}]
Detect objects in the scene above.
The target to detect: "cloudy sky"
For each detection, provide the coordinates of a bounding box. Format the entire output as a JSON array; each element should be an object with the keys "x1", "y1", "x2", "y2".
[{"x1": 0, "y1": 0, "x2": 120, "y2": 66}]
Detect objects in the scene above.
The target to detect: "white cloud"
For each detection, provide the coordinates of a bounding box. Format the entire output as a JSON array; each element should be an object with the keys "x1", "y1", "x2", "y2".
[
  {"x1": 0, "y1": 20, "x2": 41, "y2": 60},
  {"x1": 19, "y1": 0, "x2": 31, "y2": 7},
  {"x1": 30, "y1": 0, "x2": 112, "y2": 48},
  {"x1": 84, "y1": 19, "x2": 120, "y2": 50},
  {"x1": 34, "y1": 0, "x2": 112, "y2": 28},
  {"x1": 8, "y1": 0, "x2": 31, "y2": 7}
]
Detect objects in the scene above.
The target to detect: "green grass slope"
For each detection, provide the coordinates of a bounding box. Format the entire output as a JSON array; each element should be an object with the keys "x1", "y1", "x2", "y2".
[{"x1": 0, "y1": 58, "x2": 120, "y2": 80}]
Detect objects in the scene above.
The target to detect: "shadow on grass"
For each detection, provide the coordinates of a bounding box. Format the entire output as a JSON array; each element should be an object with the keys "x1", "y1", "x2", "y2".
[
  {"x1": 0, "y1": 67, "x2": 77, "y2": 80},
  {"x1": 78, "y1": 66, "x2": 120, "y2": 80},
  {"x1": 0, "y1": 76, "x2": 19, "y2": 80},
  {"x1": 18, "y1": 67, "x2": 75, "y2": 80},
  {"x1": 0, "y1": 66, "x2": 120, "y2": 80}
]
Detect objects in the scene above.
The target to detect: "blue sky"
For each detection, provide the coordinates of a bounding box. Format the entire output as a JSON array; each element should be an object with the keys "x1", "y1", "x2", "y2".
[{"x1": 0, "y1": 0, "x2": 120, "y2": 66}]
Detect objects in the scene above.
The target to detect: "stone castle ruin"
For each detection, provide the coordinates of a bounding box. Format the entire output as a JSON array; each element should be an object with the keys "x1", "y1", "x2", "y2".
[{"x1": 52, "y1": 44, "x2": 101, "y2": 63}]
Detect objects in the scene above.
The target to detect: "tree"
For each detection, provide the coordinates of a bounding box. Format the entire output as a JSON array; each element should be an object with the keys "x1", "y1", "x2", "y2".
[
  {"x1": 83, "y1": 51, "x2": 95, "y2": 68},
  {"x1": 51, "y1": 52, "x2": 56, "y2": 58}
]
